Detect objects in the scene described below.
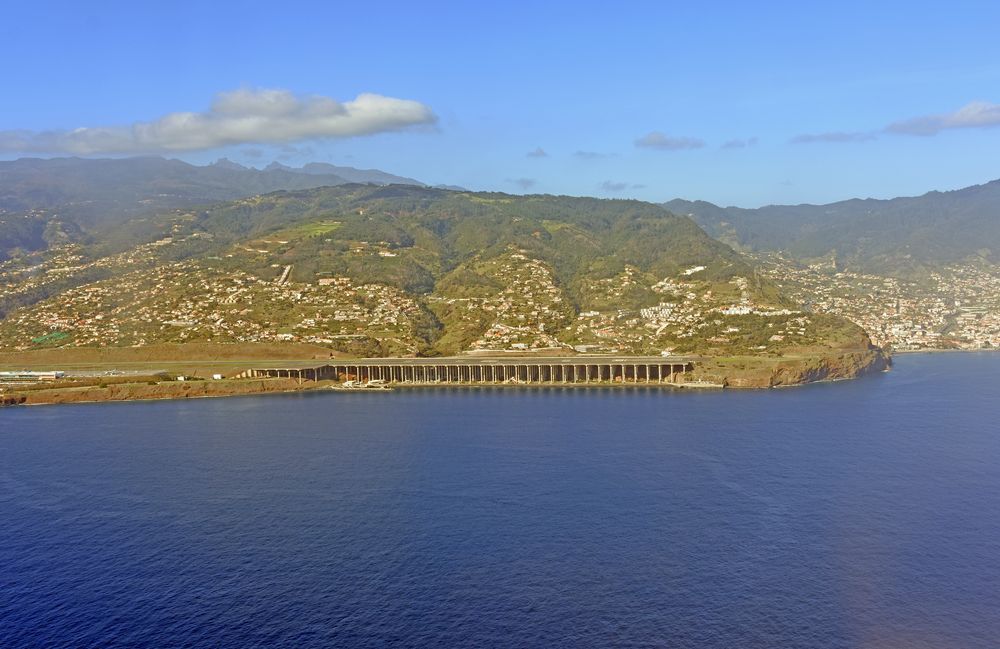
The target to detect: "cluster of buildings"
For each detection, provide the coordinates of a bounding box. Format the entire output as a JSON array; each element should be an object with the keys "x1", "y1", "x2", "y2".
[
  {"x1": 430, "y1": 249, "x2": 574, "y2": 352},
  {"x1": 564, "y1": 269, "x2": 813, "y2": 354},
  {"x1": 0, "y1": 249, "x2": 430, "y2": 352},
  {"x1": 757, "y1": 256, "x2": 1000, "y2": 350},
  {"x1": 9, "y1": 226, "x2": 997, "y2": 357}
]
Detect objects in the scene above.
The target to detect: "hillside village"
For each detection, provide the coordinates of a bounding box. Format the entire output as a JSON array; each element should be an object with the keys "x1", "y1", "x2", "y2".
[{"x1": 1, "y1": 235, "x2": 856, "y2": 358}]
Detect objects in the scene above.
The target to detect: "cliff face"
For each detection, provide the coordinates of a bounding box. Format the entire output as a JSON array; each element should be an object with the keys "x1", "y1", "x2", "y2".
[
  {"x1": 694, "y1": 347, "x2": 891, "y2": 388},
  {"x1": 768, "y1": 348, "x2": 891, "y2": 387}
]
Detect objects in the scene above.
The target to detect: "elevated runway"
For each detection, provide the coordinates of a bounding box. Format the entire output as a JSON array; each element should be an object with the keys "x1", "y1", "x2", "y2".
[{"x1": 239, "y1": 356, "x2": 698, "y2": 385}]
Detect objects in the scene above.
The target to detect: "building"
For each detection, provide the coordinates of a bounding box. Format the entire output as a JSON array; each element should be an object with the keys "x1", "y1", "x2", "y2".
[{"x1": 0, "y1": 370, "x2": 65, "y2": 382}]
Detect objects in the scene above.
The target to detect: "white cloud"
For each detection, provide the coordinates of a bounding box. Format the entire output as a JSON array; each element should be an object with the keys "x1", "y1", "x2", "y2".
[
  {"x1": 886, "y1": 100, "x2": 1000, "y2": 136},
  {"x1": 634, "y1": 131, "x2": 705, "y2": 150},
  {"x1": 0, "y1": 88, "x2": 437, "y2": 154},
  {"x1": 526, "y1": 147, "x2": 548, "y2": 158}
]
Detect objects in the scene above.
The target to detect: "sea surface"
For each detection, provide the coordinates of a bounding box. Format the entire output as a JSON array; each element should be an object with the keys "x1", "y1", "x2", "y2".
[{"x1": 2, "y1": 353, "x2": 999, "y2": 648}]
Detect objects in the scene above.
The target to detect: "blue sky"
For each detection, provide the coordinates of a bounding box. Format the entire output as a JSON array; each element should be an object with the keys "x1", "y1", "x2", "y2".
[{"x1": 3, "y1": 0, "x2": 1000, "y2": 206}]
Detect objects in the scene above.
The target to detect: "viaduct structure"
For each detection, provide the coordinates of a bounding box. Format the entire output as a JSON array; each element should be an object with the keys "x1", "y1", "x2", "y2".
[{"x1": 240, "y1": 356, "x2": 696, "y2": 385}]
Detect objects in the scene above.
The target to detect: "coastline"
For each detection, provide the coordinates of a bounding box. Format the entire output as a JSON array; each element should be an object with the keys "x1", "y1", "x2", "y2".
[
  {"x1": 1, "y1": 347, "x2": 891, "y2": 408},
  {"x1": 891, "y1": 347, "x2": 997, "y2": 354}
]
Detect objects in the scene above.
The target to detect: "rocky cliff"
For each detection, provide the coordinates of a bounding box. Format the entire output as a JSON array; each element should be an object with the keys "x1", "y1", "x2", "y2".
[{"x1": 692, "y1": 347, "x2": 891, "y2": 388}]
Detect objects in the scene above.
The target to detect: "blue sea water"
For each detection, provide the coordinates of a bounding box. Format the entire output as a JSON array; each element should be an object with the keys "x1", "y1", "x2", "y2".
[{"x1": 1, "y1": 353, "x2": 999, "y2": 648}]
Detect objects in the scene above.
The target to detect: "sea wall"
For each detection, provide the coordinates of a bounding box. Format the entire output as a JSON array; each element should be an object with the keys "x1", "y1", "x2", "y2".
[{"x1": 10, "y1": 378, "x2": 323, "y2": 406}]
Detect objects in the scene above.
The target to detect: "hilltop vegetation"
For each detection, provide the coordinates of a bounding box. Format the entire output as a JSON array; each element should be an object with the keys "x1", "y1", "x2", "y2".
[{"x1": 0, "y1": 184, "x2": 874, "y2": 359}]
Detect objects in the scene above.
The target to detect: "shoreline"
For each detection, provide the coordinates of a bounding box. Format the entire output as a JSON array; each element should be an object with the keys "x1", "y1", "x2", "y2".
[
  {"x1": 3, "y1": 380, "x2": 722, "y2": 409},
  {"x1": 1, "y1": 348, "x2": 891, "y2": 408},
  {"x1": 891, "y1": 347, "x2": 997, "y2": 354}
]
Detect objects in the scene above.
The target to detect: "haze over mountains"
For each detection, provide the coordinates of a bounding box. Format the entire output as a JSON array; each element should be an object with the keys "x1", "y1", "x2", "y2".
[
  {"x1": 0, "y1": 157, "x2": 432, "y2": 259},
  {"x1": 666, "y1": 179, "x2": 1000, "y2": 273},
  {"x1": 3, "y1": 156, "x2": 998, "y2": 277},
  {"x1": 262, "y1": 161, "x2": 424, "y2": 186}
]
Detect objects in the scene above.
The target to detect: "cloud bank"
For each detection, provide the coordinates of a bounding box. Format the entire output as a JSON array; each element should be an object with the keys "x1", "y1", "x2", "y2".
[
  {"x1": 600, "y1": 181, "x2": 645, "y2": 192},
  {"x1": 508, "y1": 177, "x2": 537, "y2": 190},
  {"x1": 789, "y1": 131, "x2": 875, "y2": 144},
  {"x1": 635, "y1": 131, "x2": 705, "y2": 150},
  {"x1": 722, "y1": 137, "x2": 758, "y2": 149},
  {"x1": 886, "y1": 100, "x2": 1000, "y2": 136},
  {"x1": 0, "y1": 88, "x2": 437, "y2": 154}
]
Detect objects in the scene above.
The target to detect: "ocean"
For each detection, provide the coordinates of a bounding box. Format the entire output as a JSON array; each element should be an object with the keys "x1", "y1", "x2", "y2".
[{"x1": 2, "y1": 353, "x2": 999, "y2": 647}]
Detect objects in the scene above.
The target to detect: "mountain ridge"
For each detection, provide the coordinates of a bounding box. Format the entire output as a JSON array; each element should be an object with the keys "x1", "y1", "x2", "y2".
[
  {"x1": 665, "y1": 177, "x2": 1000, "y2": 273},
  {"x1": 0, "y1": 156, "x2": 425, "y2": 259}
]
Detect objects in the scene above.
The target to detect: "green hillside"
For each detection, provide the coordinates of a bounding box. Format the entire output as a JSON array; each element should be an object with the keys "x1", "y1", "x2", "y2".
[{"x1": 0, "y1": 184, "x2": 873, "y2": 358}]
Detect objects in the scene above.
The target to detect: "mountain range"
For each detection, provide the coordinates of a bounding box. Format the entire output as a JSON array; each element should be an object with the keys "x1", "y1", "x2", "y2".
[
  {"x1": 5, "y1": 156, "x2": 998, "y2": 277},
  {"x1": 0, "y1": 157, "x2": 428, "y2": 260},
  {"x1": 666, "y1": 178, "x2": 1000, "y2": 274},
  {"x1": 2, "y1": 156, "x2": 997, "y2": 363}
]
